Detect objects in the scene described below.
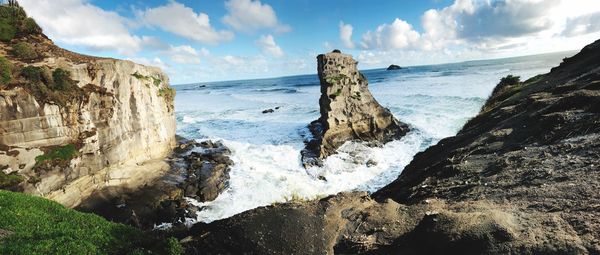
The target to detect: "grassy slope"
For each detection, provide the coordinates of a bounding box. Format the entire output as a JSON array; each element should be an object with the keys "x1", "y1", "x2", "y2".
[{"x1": 0, "y1": 190, "x2": 181, "y2": 255}]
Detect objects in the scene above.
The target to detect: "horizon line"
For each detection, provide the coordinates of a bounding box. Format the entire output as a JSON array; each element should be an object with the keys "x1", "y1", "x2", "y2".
[{"x1": 172, "y1": 49, "x2": 579, "y2": 86}]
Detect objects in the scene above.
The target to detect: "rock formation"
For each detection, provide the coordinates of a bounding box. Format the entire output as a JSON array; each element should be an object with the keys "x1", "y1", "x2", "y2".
[
  {"x1": 302, "y1": 51, "x2": 409, "y2": 166},
  {"x1": 0, "y1": 5, "x2": 176, "y2": 207},
  {"x1": 387, "y1": 64, "x2": 402, "y2": 70},
  {"x1": 183, "y1": 40, "x2": 600, "y2": 254}
]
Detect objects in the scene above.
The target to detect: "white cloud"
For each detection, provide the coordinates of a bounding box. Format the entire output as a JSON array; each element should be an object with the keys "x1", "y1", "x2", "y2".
[
  {"x1": 562, "y1": 12, "x2": 600, "y2": 36},
  {"x1": 360, "y1": 18, "x2": 421, "y2": 50},
  {"x1": 166, "y1": 45, "x2": 210, "y2": 64},
  {"x1": 128, "y1": 57, "x2": 169, "y2": 71},
  {"x1": 222, "y1": 0, "x2": 290, "y2": 33},
  {"x1": 137, "y1": 1, "x2": 233, "y2": 45},
  {"x1": 256, "y1": 35, "x2": 284, "y2": 57},
  {"x1": 339, "y1": 22, "x2": 355, "y2": 49},
  {"x1": 19, "y1": 0, "x2": 143, "y2": 55},
  {"x1": 359, "y1": 0, "x2": 600, "y2": 52}
]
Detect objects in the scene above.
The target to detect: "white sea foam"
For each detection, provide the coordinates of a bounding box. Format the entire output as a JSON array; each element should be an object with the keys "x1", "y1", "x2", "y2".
[{"x1": 175, "y1": 52, "x2": 573, "y2": 223}]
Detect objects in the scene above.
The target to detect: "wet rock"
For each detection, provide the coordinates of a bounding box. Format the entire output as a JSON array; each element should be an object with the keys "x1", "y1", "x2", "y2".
[
  {"x1": 262, "y1": 109, "x2": 275, "y2": 114},
  {"x1": 181, "y1": 140, "x2": 233, "y2": 202},
  {"x1": 302, "y1": 51, "x2": 409, "y2": 167},
  {"x1": 387, "y1": 64, "x2": 402, "y2": 70}
]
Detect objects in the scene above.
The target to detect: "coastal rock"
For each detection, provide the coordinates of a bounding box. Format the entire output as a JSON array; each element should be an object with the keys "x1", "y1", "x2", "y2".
[
  {"x1": 301, "y1": 51, "x2": 409, "y2": 167},
  {"x1": 182, "y1": 140, "x2": 233, "y2": 202},
  {"x1": 185, "y1": 39, "x2": 600, "y2": 254},
  {"x1": 0, "y1": 7, "x2": 176, "y2": 207},
  {"x1": 387, "y1": 64, "x2": 402, "y2": 70}
]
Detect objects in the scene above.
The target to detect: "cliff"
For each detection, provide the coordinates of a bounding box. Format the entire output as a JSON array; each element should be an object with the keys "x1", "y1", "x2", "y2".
[
  {"x1": 302, "y1": 51, "x2": 409, "y2": 166},
  {"x1": 0, "y1": 4, "x2": 176, "y2": 207},
  {"x1": 184, "y1": 40, "x2": 600, "y2": 254}
]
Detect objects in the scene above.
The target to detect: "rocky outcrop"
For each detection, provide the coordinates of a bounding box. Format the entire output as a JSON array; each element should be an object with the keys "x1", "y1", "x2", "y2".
[
  {"x1": 184, "y1": 40, "x2": 600, "y2": 254},
  {"x1": 180, "y1": 140, "x2": 233, "y2": 202},
  {"x1": 387, "y1": 64, "x2": 402, "y2": 70},
  {"x1": 0, "y1": 6, "x2": 176, "y2": 207},
  {"x1": 302, "y1": 51, "x2": 409, "y2": 167},
  {"x1": 75, "y1": 138, "x2": 233, "y2": 229}
]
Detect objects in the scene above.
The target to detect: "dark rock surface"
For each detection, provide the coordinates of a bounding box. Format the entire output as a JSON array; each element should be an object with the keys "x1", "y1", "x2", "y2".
[
  {"x1": 387, "y1": 64, "x2": 402, "y2": 70},
  {"x1": 183, "y1": 39, "x2": 600, "y2": 254},
  {"x1": 302, "y1": 52, "x2": 409, "y2": 167},
  {"x1": 76, "y1": 137, "x2": 233, "y2": 229}
]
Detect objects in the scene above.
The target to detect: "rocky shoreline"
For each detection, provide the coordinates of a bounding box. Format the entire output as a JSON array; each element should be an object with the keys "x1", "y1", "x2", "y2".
[
  {"x1": 179, "y1": 40, "x2": 600, "y2": 254},
  {"x1": 76, "y1": 137, "x2": 234, "y2": 230}
]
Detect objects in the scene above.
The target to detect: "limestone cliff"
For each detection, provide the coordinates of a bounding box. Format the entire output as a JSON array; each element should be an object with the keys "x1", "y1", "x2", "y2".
[
  {"x1": 302, "y1": 51, "x2": 409, "y2": 166},
  {"x1": 0, "y1": 5, "x2": 176, "y2": 207}
]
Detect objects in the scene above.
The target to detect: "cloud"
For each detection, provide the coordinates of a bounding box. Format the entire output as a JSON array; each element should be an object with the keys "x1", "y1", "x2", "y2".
[
  {"x1": 128, "y1": 57, "x2": 169, "y2": 71},
  {"x1": 562, "y1": 12, "x2": 600, "y2": 37},
  {"x1": 423, "y1": 0, "x2": 560, "y2": 43},
  {"x1": 222, "y1": 0, "x2": 290, "y2": 33},
  {"x1": 339, "y1": 22, "x2": 355, "y2": 49},
  {"x1": 256, "y1": 35, "x2": 284, "y2": 57},
  {"x1": 166, "y1": 45, "x2": 210, "y2": 64},
  {"x1": 359, "y1": 0, "x2": 571, "y2": 51},
  {"x1": 137, "y1": 1, "x2": 233, "y2": 45},
  {"x1": 360, "y1": 18, "x2": 421, "y2": 50},
  {"x1": 19, "y1": 0, "x2": 143, "y2": 55}
]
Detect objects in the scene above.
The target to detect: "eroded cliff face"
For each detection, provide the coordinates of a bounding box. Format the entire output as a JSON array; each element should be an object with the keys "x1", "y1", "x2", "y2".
[
  {"x1": 0, "y1": 7, "x2": 176, "y2": 207},
  {"x1": 302, "y1": 51, "x2": 409, "y2": 167}
]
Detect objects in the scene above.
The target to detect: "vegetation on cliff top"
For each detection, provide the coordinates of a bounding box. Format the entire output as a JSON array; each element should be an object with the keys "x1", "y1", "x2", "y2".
[
  {"x1": 0, "y1": 2, "x2": 42, "y2": 42},
  {"x1": 0, "y1": 190, "x2": 182, "y2": 255}
]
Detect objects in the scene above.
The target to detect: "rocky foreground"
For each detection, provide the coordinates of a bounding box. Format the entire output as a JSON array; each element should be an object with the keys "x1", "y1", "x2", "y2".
[
  {"x1": 302, "y1": 51, "x2": 409, "y2": 167},
  {"x1": 183, "y1": 41, "x2": 600, "y2": 254}
]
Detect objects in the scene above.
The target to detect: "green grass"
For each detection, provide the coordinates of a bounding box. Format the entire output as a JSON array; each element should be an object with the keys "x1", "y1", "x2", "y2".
[
  {"x1": 34, "y1": 144, "x2": 78, "y2": 167},
  {"x1": 0, "y1": 172, "x2": 24, "y2": 189},
  {"x1": 0, "y1": 56, "x2": 12, "y2": 85},
  {"x1": 152, "y1": 77, "x2": 162, "y2": 87},
  {"x1": 0, "y1": 190, "x2": 182, "y2": 254}
]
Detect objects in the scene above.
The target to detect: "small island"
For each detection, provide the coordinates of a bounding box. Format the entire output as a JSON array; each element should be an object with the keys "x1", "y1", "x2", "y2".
[{"x1": 387, "y1": 64, "x2": 402, "y2": 70}]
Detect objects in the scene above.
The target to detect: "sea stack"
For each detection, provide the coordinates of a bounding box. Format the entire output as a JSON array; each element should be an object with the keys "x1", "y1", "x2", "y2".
[{"x1": 302, "y1": 51, "x2": 409, "y2": 167}]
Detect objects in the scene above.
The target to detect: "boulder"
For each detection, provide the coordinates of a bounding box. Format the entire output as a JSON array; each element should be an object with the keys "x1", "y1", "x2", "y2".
[{"x1": 301, "y1": 52, "x2": 409, "y2": 167}]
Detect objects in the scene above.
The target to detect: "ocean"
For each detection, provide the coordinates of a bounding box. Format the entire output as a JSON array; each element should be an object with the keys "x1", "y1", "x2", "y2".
[{"x1": 174, "y1": 51, "x2": 575, "y2": 223}]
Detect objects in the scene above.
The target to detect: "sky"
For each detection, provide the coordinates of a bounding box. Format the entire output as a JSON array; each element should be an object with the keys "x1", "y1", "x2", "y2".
[{"x1": 16, "y1": 0, "x2": 600, "y2": 84}]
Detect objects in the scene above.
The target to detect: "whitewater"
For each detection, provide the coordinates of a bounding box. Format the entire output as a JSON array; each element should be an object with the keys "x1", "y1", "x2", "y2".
[{"x1": 174, "y1": 52, "x2": 573, "y2": 223}]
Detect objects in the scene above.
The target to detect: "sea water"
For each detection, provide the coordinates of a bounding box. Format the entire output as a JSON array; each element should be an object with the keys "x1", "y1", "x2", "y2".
[{"x1": 174, "y1": 51, "x2": 574, "y2": 223}]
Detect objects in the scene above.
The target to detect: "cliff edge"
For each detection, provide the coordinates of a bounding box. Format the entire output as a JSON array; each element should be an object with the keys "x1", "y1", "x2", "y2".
[
  {"x1": 302, "y1": 51, "x2": 409, "y2": 167},
  {"x1": 0, "y1": 4, "x2": 176, "y2": 207}
]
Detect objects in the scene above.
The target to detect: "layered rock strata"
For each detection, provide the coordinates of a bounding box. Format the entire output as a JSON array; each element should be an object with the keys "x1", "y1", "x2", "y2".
[
  {"x1": 0, "y1": 6, "x2": 176, "y2": 207},
  {"x1": 302, "y1": 51, "x2": 409, "y2": 167}
]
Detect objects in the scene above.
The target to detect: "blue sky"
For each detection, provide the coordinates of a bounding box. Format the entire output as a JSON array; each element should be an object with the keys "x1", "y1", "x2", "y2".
[{"x1": 18, "y1": 0, "x2": 600, "y2": 84}]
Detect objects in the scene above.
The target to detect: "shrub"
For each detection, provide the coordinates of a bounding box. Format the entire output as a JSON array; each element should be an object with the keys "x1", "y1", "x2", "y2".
[
  {"x1": 0, "y1": 172, "x2": 24, "y2": 189},
  {"x1": 19, "y1": 17, "x2": 41, "y2": 35},
  {"x1": 498, "y1": 75, "x2": 521, "y2": 87},
  {"x1": 51, "y1": 68, "x2": 73, "y2": 90},
  {"x1": 11, "y1": 41, "x2": 38, "y2": 60},
  {"x1": 0, "y1": 19, "x2": 15, "y2": 41},
  {"x1": 158, "y1": 87, "x2": 176, "y2": 102},
  {"x1": 0, "y1": 56, "x2": 12, "y2": 85},
  {"x1": 34, "y1": 144, "x2": 78, "y2": 167},
  {"x1": 20, "y1": 65, "x2": 42, "y2": 83}
]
